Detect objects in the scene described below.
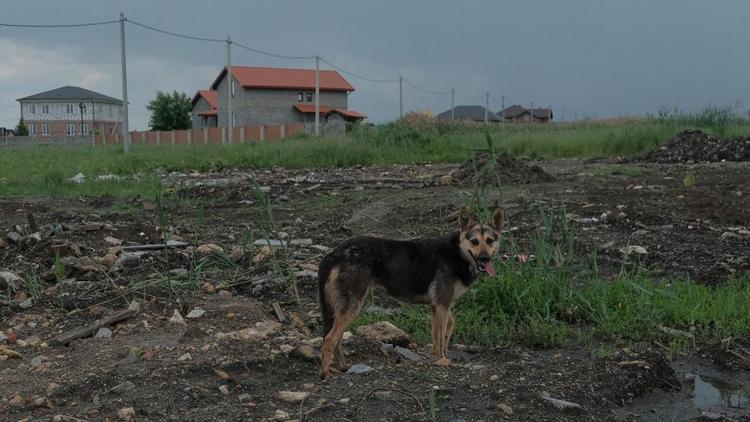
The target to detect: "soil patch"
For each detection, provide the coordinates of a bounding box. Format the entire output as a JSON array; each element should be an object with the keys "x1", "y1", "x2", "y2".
[
  {"x1": 452, "y1": 151, "x2": 555, "y2": 185},
  {"x1": 638, "y1": 129, "x2": 750, "y2": 163}
]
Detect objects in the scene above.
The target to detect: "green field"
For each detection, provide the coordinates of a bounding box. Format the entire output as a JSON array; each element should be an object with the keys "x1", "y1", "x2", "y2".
[{"x1": 2, "y1": 115, "x2": 748, "y2": 197}]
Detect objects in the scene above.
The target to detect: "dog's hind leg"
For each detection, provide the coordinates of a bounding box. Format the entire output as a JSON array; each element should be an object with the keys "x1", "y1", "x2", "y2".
[
  {"x1": 320, "y1": 270, "x2": 366, "y2": 380},
  {"x1": 432, "y1": 304, "x2": 452, "y2": 366}
]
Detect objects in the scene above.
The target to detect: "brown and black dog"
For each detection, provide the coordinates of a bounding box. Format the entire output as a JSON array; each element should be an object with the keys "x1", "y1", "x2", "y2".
[{"x1": 318, "y1": 206, "x2": 504, "y2": 379}]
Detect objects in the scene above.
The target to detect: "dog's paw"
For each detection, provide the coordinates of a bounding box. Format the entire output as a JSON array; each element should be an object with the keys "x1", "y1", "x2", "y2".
[{"x1": 435, "y1": 357, "x2": 452, "y2": 367}]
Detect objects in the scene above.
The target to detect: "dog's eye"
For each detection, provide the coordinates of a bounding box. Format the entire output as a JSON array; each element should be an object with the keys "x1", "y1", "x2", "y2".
[
  {"x1": 470, "y1": 239, "x2": 479, "y2": 246},
  {"x1": 486, "y1": 238, "x2": 494, "y2": 244}
]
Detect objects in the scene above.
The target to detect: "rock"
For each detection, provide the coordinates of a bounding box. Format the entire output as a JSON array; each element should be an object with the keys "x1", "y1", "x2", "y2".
[
  {"x1": 252, "y1": 245, "x2": 275, "y2": 265},
  {"x1": 169, "y1": 309, "x2": 186, "y2": 325},
  {"x1": 279, "y1": 344, "x2": 295, "y2": 353},
  {"x1": 252, "y1": 239, "x2": 285, "y2": 247},
  {"x1": 339, "y1": 397, "x2": 351, "y2": 404},
  {"x1": 356, "y1": 321, "x2": 410, "y2": 346},
  {"x1": 169, "y1": 268, "x2": 188, "y2": 276},
  {"x1": 186, "y1": 307, "x2": 206, "y2": 318},
  {"x1": 104, "y1": 236, "x2": 122, "y2": 246},
  {"x1": 46, "y1": 382, "x2": 61, "y2": 396},
  {"x1": 292, "y1": 345, "x2": 318, "y2": 361},
  {"x1": 238, "y1": 393, "x2": 253, "y2": 402},
  {"x1": 346, "y1": 363, "x2": 374, "y2": 374},
  {"x1": 277, "y1": 390, "x2": 309, "y2": 403},
  {"x1": 229, "y1": 246, "x2": 244, "y2": 262},
  {"x1": 95, "y1": 327, "x2": 112, "y2": 338},
  {"x1": 215, "y1": 320, "x2": 282, "y2": 341},
  {"x1": 26, "y1": 336, "x2": 41, "y2": 346},
  {"x1": 7, "y1": 231, "x2": 23, "y2": 244},
  {"x1": 202, "y1": 282, "x2": 215, "y2": 294},
  {"x1": 497, "y1": 403, "x2": 513, "y2": 415},
  {"x1": 0, "y1": 270, "x2": 22, "y2": 291},
  {"x1": 438, "y1": 175, "x2": 454, "y2": 186},
  {"x1": 178, "y1": 352, "x2": 192, "y2": 361},
  {"x1": 394, "y1": 346, "x2": 422, "y2": 362},
  {"x1": 490, "y1": 375, "x2": 499, "y2": 382},
  {"x1": 289, "y1": 238, "x2": 313, "y2": 247},
  {"x1": 271, "y1": 410, "x2": 290, "y2": 421},
  {"x1": 31, "y1": 355, "x2": 47, "y2": 368},
  {"x1": 19, "y1": 298, "x2": 33, "y2": 309},
  {"x1": 619, "y1": 245, "x2": 648, "y2": 256},
  {"x1": 117, "y1": 406, "x2": 136, "y2": 421},
  {"x1": 9, "y1": 394, "x2": 24, "y2": 406},
  {"x1": 541, "y1": 394, "x2": 584, "y2": 414},
  {"x1": 110, "y1": 381, "x2": 136, "y2": 394},
  {"x1": 197, "y1": 243, "x2": 224, "y2": 254},
  {"x1": 219, "y1": 385, "x2": 229, "y2": 395}
]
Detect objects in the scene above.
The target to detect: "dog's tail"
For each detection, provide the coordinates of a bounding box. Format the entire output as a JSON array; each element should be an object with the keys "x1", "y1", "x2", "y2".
[{"x1": 318, "y1": 253, "x2": 336, "y2": 337}]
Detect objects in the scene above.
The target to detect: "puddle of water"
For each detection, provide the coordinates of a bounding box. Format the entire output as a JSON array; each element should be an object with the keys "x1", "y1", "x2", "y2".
[{"x1": 693, "y1": 374, "x2": 750, "y2": 410}]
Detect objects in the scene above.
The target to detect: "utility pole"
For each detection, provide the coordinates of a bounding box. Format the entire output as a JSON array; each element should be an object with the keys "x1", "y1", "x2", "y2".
[
  {"x1": 314, "y1": 55, "x2": 320, "y2": 136},
  {"x1": 226, "y1": 36, "x2": 232, "y2": 143},
  {"x1": 484, "y1": 92, "x2": 489, "y2": 123},
  {"x1": 450, "y1": 88, "x2": 455, "y2": 122},
  {"x1": 500, "y1": 95, "x2": 505, "y2": 121},
  {"x1": 399, "y1": 76, "x2": 403, "y2": 119},
  {"x1": 119, "y1": 12, "x2": 130, "y2": 154}
]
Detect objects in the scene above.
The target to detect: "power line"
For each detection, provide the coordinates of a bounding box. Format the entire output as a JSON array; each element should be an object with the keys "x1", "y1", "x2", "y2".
[
  {"x1": 126, "y1": 18, "x2": 225, "y2": 43},
  {"x1": 455, "y1": 91, "x2": 486, "y2": 100},
  {"x1": 403, "y1": 79, "x2": 450, "y2": 96},
  {"x1": 234, "y1": 41, "x2": 314, "y2": 60},
  {"x1": 0, "y1": 19, "x2": 119, "y2": 28},
  {"x1": 319, "y1": 57, "x2": 399, "y2": 83}
]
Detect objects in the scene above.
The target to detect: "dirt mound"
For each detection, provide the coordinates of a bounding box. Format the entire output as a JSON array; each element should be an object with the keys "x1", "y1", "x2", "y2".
[
  {"x1": 452, "y1": 151, "x2": 555, "y2": 185},
  {"x1": 641, "y1": 129, "x2": 750, "y2": 163}
]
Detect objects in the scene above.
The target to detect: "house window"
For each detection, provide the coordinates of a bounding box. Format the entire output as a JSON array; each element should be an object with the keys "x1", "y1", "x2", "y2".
[
  {"x1": 83, "y1": 124, "x2": 89, "y2": 135},
  {"x1": 42, "y1": 124, "x2": 49, "y2": 136},
  {"x1": 42, "y1": 104, "x2": 50, "y2": 114},
  {"x1": 231, "y1": 79, "x2": 236, "y2": 97},
  {"x1": 28, "y1": 124, "x2": 35, "y2": 135},
  {"x1": 297, "y1": 92, "x2": 304, "y2": 102},
  {"x1": 30, "y1": 104, "x2": 36, "y2": 114},
  {"x1": 306, "y1": 92, "x2": 313, "y2": 102},
  {"x1": 67, "y1": 124, "x2": 76, "y2": 136}
]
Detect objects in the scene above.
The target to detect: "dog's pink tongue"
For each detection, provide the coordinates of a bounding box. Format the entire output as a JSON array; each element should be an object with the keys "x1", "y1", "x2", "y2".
[{"x1": 485, "y1": 260, "x2": 496, "y2": 277}]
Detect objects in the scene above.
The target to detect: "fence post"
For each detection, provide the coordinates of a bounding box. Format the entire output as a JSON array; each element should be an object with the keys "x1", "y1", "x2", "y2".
[
  {"x1": 281, "y1": 124, "x2": 286, "y2": 140},
  {"x1": 260, "y1": 125, "x2": 265, "y2": 142},
  {"x1": 156, "y1": 131, "x2": 161, "y2": 145},
  {"x1": 221, "y1": 127, "x2": 226, "y2": 143},
  {"x1": 203, "y1": 127, "x2": 208, "y2": 144},
  {"x1": 187, "y1": 130, "x2": 192, "y2": 145},
  {"x1": 171, "y1": 130, "x2": 176, "y2": 145},
  {"x1": 240, "y1": 126, "x2": 245, "y2": 143}
]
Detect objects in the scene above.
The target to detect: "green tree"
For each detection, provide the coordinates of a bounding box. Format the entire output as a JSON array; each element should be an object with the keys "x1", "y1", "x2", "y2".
[
  {"x1": 146, "y1": 91, "x2": 192, "y2": 131},
  {"x1": 14, "y1": 117, "x2": 28, "y2": 136}
]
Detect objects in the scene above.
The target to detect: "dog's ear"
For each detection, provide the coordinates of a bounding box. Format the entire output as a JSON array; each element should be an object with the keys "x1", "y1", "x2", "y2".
[
  {"x1": 491, "y1": 207, "x2": 506, "y2": 231},
  {"x1": 458, "y1": 206, "x2": 476, "y2": 230}
]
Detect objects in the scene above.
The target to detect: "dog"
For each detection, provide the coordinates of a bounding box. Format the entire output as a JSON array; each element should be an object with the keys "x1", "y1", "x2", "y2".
[{"x1": 317, "y1": 206, "x2": 505, "y2": 379}]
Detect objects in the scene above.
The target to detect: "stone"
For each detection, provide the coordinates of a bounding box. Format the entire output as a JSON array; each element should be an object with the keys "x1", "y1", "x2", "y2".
[
  {"x1": 279, "y1": 344, "x2": 295, "y2": 353},
  {"x1": 19, "y1": 298, "x2": 33, "y2": 309},
  {"x1": 230, "y1": 246, "x2": 245, "y2": 262},
  {"x1": 46, "y1": 382, "x2": 61, "y2": 396},
  {"x1": 356, "y1": 321, "x2": 410, "y2": 346},
  {"x1": 277, "y1": 390, "x2": 310, "y2": 403},
  {"x1": 186, "y1": 307, "x2": 205, "y2": 319},
  {"x1": 289, "y1": 238, "x2": 313, "y2": 247},
  {"x1": 346, "y1": 363, "x2": 374, "y2": 375},
  {"x1": 94, "y1": 327, "x2": 112, "y2": 338},
  {"x1": 117, "y1": 406, "x2": 136, "y2": 421},
  {"x1": 292, "y1": 345, "x2": 318, "y2": 361},
  {"x1": 169, "y1": 309, "x2": 186, "y2": 325},
  {"x1": 394, "y1": 346, "x2": 422, "y2": 362},
  {"x1": 31, "y1": 355, "x2": 47, "y2": 368},
  {"x1": 339, "y1": 397, "x2": 351, "y2": 404},
  {"x1": 497, "y1": 403, "x2": 513, "y2": 415},
  {"x1": 619, "y1": 245, "x2": 648, "y2": 256},
  {"x1": 110, "y1": 381, "x2": 136, "y2": 394},
  {"x1": 438, "y1": 175, "x2": 454, "y2": 186},
  {"x1": 253, "y1": 239, "x2": 285, "y2": 247},
  {"x1": 490, "y1": 375, "x2": 499, "y2": 382},
  {"x1": 26, "y1": 335, "x2": 42, "y2": 346},
  {"x1": 104, "y1": 236, "x2": 122, "y2": 246},
  {"x1": 238, "y1": 393, "x2": 253, "y2": 402},
  {"x1": 169, "y1": 268, "x2": 188, "y2": 276},
  {"x1": 69, "y1": 173, "x2": 85, "y2": 184},
  {"x1": 215, "y1": 320, "x2": 282, "y2": 341},
  {"x1": 252, "y1": 245, "x2": 275, "y2": 265},
  {"x1": 0, "y1": 270, "x2": 22, "y2": 290},
  {"x1": 271, "y1": 410, "x2": 290, "y2": 421},
  {"x1": 9, "y1": 394, "x2": 24, "y2": 406},
  {"x1": 178, "y1": 353, "x2": 192, "y2": 361},
  {"x1": 196, "y1": 243, "x2": 224, "y2": 254},
  {"x1": 219, "y1": 385, "x2": 229, "y2": 395}
]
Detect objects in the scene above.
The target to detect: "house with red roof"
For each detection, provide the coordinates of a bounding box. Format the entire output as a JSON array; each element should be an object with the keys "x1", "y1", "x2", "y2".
[{"x1": 191, "y1": 66, "x2": 365, "y2": 130}]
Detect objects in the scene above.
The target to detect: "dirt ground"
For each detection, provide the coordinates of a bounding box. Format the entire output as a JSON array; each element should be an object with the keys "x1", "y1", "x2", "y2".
[{"x1": 1, "y1": 158, "x2": 749, "y2": 421}]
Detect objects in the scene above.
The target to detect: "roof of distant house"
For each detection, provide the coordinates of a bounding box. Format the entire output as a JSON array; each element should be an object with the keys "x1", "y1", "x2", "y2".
[
  {"x1": 436, "y1": 105, "x2": 500, "y2": 121},
  {"x1": 192, "y1": 90, "x2": 218, "y2": 109},
  {"x1": 211, "y1": 66, "x2": 354, "y2": 92},
  {"x1": 499, "y1": 104, "x2": 553, "y2": 119},
  {"x1": 17, "y1": 86, "x2": 121, "y2": 104}
]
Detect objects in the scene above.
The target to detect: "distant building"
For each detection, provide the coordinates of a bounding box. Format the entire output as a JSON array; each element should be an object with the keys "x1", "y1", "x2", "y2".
[
  {"x1": 498, "y1": 105, "x2": 553, "y2": 123},
  {"x1": 436, "y1": 105, "x2": 501, "y2": 122},
  {"x1": 192, "y1": 66, "x2": 366, "y2": 129},
  {"x1": 0, "y1": 127, "x2": 14, "y2": 138},
  {"x1": 16, "y1": 86, "x2": 122, "y2": 137}
]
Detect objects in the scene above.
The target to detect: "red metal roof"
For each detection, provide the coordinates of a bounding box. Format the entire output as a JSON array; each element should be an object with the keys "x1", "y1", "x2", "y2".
[
  {"x1": 211, "y1": 66, "x2": 354, "y2": 92},
  {"x1": 192, "y1": 90, "x2": 218, "y2": 109},
  {"x1": 331, "y1": 108, "x2": 366, "y2": 119},
  {"x1": 293, "y1": 104, "x2": 333, "y2": 114}
]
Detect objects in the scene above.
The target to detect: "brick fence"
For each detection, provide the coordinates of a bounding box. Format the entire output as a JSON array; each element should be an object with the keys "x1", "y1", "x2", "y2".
[{"x1": 94, "y1": 123, "x2": 306, "y2": 145}]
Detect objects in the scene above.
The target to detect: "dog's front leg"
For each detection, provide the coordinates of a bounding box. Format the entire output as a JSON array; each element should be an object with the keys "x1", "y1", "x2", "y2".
[
  {"x1": 432, "y1": 304, "x2": 452, "y2": 366},
  {"x1": 444, "y1": 310, "x2": 454, "y2": 356}
]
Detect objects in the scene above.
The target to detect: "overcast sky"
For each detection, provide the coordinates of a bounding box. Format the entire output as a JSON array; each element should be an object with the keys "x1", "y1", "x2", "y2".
[{"x1": 1, "y1": 0, "x2": 748, "y2": 129}]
